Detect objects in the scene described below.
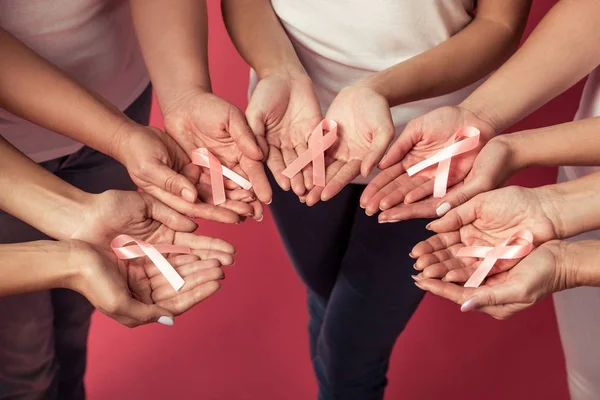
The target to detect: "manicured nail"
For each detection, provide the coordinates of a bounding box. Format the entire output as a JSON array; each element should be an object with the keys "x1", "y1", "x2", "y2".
[
  {"x1": 256, "y1": 215, "x2": 264, "y2": 222},
  {"x1": 414, "y1": 281, "x2": 425, "y2": 290},
  {"x1": 365, "y1": 210, "x2": 375, "y2": 217},
  {"x1": 359, "y1": 203, "x2": 366, "y2": 209},
  {"x1": 461, "y1": 298, "x2": 478, "y2": 312},
  {"x1": 436, "y1": 202, "x2": 451, "y2": 217},
  {"x1": 182, "y1": 188, "x2": 195, "y2": 202},
  {"x1": 411, "y1": 274, "x2": 421, "y2": 281},
  {"x1": 380, "y1": 219, "x2": 399, "y2": 224},
  {"x1": 409, "y1": 252, "x2": 417, "y2": 259},
  {"x1": 413, "y1": 263, "x2": 418, "y2": 270},
  {"x1": 299, "y1": 198, "x2": 306, "y2": 204},
  {"x1": 157, "y1": 316, "x2": 174, "y2": 326},
  {"x1": 425, "y1": 223, "x2": 432, "y2": 231},
  {"x1": 266, "y1": 200, "x2": 272, "y2": 205}
]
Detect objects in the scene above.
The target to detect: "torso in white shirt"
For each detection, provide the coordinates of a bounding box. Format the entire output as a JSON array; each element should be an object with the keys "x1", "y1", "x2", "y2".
[
  {"x1": 0, "y1": 0, "x2": 149, "y2": 162},
  {"x1": 249, "y1": 0, "x2": 481, "y2": 183}
]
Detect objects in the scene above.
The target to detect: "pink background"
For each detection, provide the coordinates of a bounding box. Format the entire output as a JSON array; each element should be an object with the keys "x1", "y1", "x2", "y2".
[{"x1": 86, "y1": 1, "x2": 586, "y2": 399}]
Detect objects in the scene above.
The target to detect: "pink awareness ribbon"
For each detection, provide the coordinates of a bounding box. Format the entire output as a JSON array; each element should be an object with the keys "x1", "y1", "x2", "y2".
[
  {"x1": 190, "y1": 148, "x2": 252, "y2": 206},
  {"x1": 406, "y1": 126, "x2": 480, "y2": 198},
  {"x1": 111, "y1": 234, "x2": 191, "y2": 291},
  {"x1": 282, "y1": 119, "x2": 338, "y2": 187},
  {"x1": 457, "y1": 230, "x2": 534, "y2": 288}
]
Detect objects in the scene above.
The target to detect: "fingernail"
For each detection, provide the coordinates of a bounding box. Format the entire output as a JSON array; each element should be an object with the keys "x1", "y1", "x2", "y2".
[
  {"x1": 380, "y1": 219, "x2": 399, "y2": 224},
  {"x1": 413, "y1": 263, "x2": 418, "y2": 270},
  {"x1": 411, "y1": 274, "x2": 421, "y2": 281},
  {"x1": 461, "y1": 298, "x2": 478, "y2": 312},
  {"x1": 266, "y1": 200, "x2": 272, "y2": 205},
  {"x1": 409, "y1": 252, "x2": 417, "y2": 259},
  {"x1": 436, "y1": 202, "x2": 451, "y2": 217},
  {"x1": 256, "y1": 215, "x2": 264, "y2": 222},
  {"x1": 157, "y1": 316, "x2": 174, "y2": 326},
  {"x1": 299, "y1": 198, "x2": 306, "y2": 204},
  {"x1": 414, "y1": 281, "x2": 425, "y2": 290},
  {"x1": 365, "y1": 210, "x2": 375, "y2": 217},
  {"x1": 425, "y1": 223, "x2": 432, "y2": 231},
  {"x1": 181, "y1": 188, "x2": 195, "y2": 202},
  {"x1": 359, "y1": 203, "x2": 366, "y2": 209}
]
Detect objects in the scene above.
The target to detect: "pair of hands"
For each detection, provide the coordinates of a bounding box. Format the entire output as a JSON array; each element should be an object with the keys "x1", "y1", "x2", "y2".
[
  {"x1": 114, "y1": 88, "x2": 272, "y2": 224},
  {"x1": 409, "y1": 185, "x2": 569, "y2": 320},
  {"x1": 67, "y1": 190, "x2": 236, "y2": 328}
]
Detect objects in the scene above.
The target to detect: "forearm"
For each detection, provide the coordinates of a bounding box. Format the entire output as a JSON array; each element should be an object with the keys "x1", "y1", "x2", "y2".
[
  {"x1": 130, "y1": 0, "x2": 212, "y2": 113},
  {"x1": 461, "y1": 0, "x2": 600, "y2": 133},
  {"x1": 0, "y1": 137, "x2": 92, "y2": 240},
  {"x1": 222, "y1": 0, "x2": 306, "y2": 79},
  {"x1": 539, "y1": 172, "x2": 600, "y2": 240},
  {"x1": 0, "y1": 28, "x2": 137, "y2": 161},
  {"x1": 360, "y1": 0, "x2": 531, "y2": 108},
  {"x1": 502, "y1": 117, "x2": 600, "y2": 170},
  {"x1": 0, "y1": 241, "x2": 80, "y2": 297},
  {"x1": 559, "y1": 240, "x2": 600, "y2": 288}
]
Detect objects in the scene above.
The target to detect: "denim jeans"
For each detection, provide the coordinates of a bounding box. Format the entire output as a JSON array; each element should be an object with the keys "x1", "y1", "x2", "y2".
[
  {"x1": 0, "y1": 85, "x2": 152, "y2": 400},
  {"x1": 268, "y1": 172, "x2": 431, "y2": 400}
]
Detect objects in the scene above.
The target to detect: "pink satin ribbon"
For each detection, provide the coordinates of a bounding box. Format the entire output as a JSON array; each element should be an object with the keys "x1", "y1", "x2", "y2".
[
  {"x1": 457, "y1": 230, "x2": 533, "y2": 288},
  {"x1": 111, "y1": 234, "x2": 191, "y2": 291},
  {"x1": 282, "y1": 119, "x2": 338, "y2": 187},
  {"x1": 406, "y1": 126, "x2": 480, "y2": 198},
  {"x1": 191, "y1": 148, "x2": 252, "y2": 206}
]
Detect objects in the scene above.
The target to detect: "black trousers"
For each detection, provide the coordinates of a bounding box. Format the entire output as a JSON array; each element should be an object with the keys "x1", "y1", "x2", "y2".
[{"x1": 268, "y1": 173, "x2": 432, "y2": 400}]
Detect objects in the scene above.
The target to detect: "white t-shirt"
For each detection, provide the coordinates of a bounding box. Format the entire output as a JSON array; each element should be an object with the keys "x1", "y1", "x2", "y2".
[
  {"x1": 0, "y1": 0, "x2": 149, "y2": 163},
  {"x1": 558, "y1": 66, "x2": 600, "y2": 240},
  {"x1": 249, "y1": 0, "x2": 482, "y2": 183}
]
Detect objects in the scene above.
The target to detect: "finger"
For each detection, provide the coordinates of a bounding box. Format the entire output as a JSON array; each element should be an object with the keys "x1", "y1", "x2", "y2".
[
  {"x1": 191, "y1": 249, "x2": 235, "y2": 266},
  {"x1": 428, "y1": 202, "x2": 478, "y2": 233},
  {"x1": 145, "y1": 254, "x2": 201, "y2": 278},
  {"x1": 377, "y1": 174, "x2": 426, "y2": 213},
  {"x1": 414, "y1": 279, "x2": 475, "y2": 306},
  {"x1": 281, "y1": 147, "x2": 306, "y2": 197},
  {"x1": 173, "y1": 232, "x2": 235, "y2": 254},
  {"x1": 152, "y1": 266, "x2": 225, "y2": 302},
  {"x1": 140, "y1": 161, "x2": 199, "y2": 204},
  {"x1": 196, "y1": 183, "x2": 254, "y2": 216},
  {"x1": 305, "y1": 160, "x2": 344, "y2": 206},
  {"x1": 410, "y1": 231, "x2": 462, "y2": 258},
  {"x1": 378, "y1": 197, "x2": 438, "y2": 223},
  {"x1": 266, "y1": 146, "x2": 291, "y2": 191},
  {"x1": 361, "y1": 124, "x2": 395, "y2": 177},
  {"x1": 379, "y1": 125, "x2": 418, "y2": 169},
  {"x1": 141, "y1": 193, "x2": 198, "y2": 233},
  {"x1": 141, "y1": 186, "x2": 241, "y2": 224},
  {"x1": 150, "y1": 259, "x2": 222, "y2": 290},
  {"x1": 360, "y1": 163, "x2": 405, "y2": 208},
  {"x1": 321, "y1": 159, "x2": 361, "y2": 201},
  {"x1": 460, "y1": 282, "x2": 526, "y2": 313},
  {"x1": 240, "y1": 157, "x2": 273, "y2": 204},
  {"x1": 249, "y1": 199, "x2": 264, "y2": 222},
  {"x1": 404, "y1": 179, "x2": 435, "y2": 204},
  {"x1": 116, "y1": 296, "x2": 175, "y2": 327},
  {"x1": 226, "y1": 189, "x2": 255, "y2": 202},
  {"x1": 156, "y1": 281, "x2": 222, "y2": 315},
  {"x1": 423, "y1": 258, "x2": 476, "y2": 280},
  {"x1": 230, "y1": 108, "x2": 264, "y2": 161},
  {"x1": 434, "y1": 177, "x2": 491, "y2": 217},
  {"x1": 415, "y1": 245, "x2": 462, "y2": 271}
]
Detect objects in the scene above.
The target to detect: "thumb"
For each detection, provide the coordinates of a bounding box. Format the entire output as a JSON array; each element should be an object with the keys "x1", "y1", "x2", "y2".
[
  {"x1": 245, "y1": 107, "x2": 269, "y2": 159},
  {"x1": 460, "y1": 282, "x2": 521, "y2": 312},
  {"x1": 361, "y1": 124, "x2": 395, "y2": 177},
  {"x1": 149, "y1": 162, "x2": 198, "y2": 203},
  {"x1": 120, "y1": 297, "x2": 175, "y2": 326},
  {"x1": 435, "y1": 177, "x2": 490, "y2": 217},
  {"x1": 230, "y1": 108, "x2": 264, "y2": 161},
  {"x1": 428, "y1": 200, "x2": 477, "y2": 233},
  {"x1": 378, "y1": 123, "x2": 417, "y2": 169}
]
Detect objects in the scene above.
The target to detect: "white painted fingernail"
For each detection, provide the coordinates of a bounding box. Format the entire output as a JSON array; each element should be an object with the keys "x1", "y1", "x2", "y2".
[
  {"x1": 157, "y1": 316, "x2": 174, "y2": 326},
  {"x1": 436, "y1": 202, "x2": 451, "y2": 217},
  {"x1": 256, "y1": 215, "x2": 264, "y2": 222}
]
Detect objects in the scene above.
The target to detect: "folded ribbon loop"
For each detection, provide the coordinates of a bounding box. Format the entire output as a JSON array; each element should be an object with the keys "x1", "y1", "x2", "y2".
[
  {"x1": 406, "y1": 126, "x2": 480, "y2": 198},
  {"x1": 111, "y1": 234, "x2": 191, "y2": 291},
  {"x1": 191, "y1": 148, "x2": 252, "y2": 206},
  {"x1": 282, "y1": 119, "x2": 338, "y2": 187},
  {"x1": 457, "y1": 230, "x2": 534, "y2": 288}
]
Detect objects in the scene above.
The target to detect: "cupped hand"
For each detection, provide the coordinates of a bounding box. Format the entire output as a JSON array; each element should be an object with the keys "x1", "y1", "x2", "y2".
[
  {"x1": 410, "y1": 186, "x2": 561, "y2": 283},
  {"x1": 368, "y1": 135, "x2": 517, "y2": 222},
  {"x1": 304, "y1": 85, "x2": 395, "y2": 206},
  {"x1": 246, "y1": 72, "x2": 323, "y2": 197},
  {"x1": 413, "y1": 240, "x2": 568, "y2": 320},
  {"x1": 69, "y1": 190, "x2": 236, "y2": 266},
  {"x1": 69, "y1": 240, "x2": 225, "y2": 328},
  {"x1": 360, "y1": 105, "x2": 496, "y2": 213},
  {"x1": 162, "y1": 88, "x2": 271, "y2": 203}
]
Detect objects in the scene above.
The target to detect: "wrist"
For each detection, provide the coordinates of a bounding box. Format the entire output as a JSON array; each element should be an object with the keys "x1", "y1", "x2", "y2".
[
  {"x1": 458, "y1": 99, "x2": 502, "y2": 140},
  {"x1": 493, "y1": 134, "x2": 526, "y2": 174},
  {"x1": 158, "y1": 84, "x2": 212, "y2": 120},
  {"x1": 108, "y1": 119, "x2": 144, "y2": 164},
  {"x1": 257, "y1": 61, "x2": 308, "y2": 81},
  {"x1": 63, "y1": 240, "x2": 99, "y2": 294},
  {"x1": 534, "y1": 185, "x2": 567, "y2": 240}
]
